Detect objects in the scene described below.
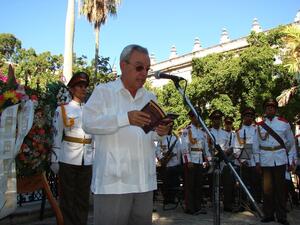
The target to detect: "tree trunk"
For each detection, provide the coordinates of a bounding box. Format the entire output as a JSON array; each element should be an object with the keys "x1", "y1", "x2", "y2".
[
  {"x1": 63, "y1": 0, "x2": 75, "y2": 84},
  {"x1": 94, "y1": 25, "x2": 100, "y2": 86}
]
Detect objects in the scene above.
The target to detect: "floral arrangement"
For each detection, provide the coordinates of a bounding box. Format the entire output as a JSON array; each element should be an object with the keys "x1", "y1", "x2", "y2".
[
  {"x1": 0, "y1": 65, "x2": 53, "y2": 177},
  {"x1": 15, "y1": 108, "x2": 53, "y2": 177},
  {"x1": 15, "y1": 81, "x2": 71, "y2": 177}
]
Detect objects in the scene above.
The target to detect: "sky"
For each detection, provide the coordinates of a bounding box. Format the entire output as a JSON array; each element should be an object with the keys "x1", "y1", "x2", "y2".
[{"x1": 0, "y1": 0, "x2": 299, "y2": 70}]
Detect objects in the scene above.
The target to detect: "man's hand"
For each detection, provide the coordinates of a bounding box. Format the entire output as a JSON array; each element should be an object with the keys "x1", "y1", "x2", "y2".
[
  {"x1": 128, "y1": 110, "x2": 151, "y2": 127},
  {"x1": 50, "y1": 162, "x2": 59, "y2": 174},
  {"x1": 155, "y1": 119, "x2": 173, "y2": 136},
  {"x1": 255, "y1": 163, "x2": 262, "y2": 174}
]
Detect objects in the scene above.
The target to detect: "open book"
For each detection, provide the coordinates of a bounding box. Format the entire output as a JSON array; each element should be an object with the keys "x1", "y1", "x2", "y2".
[{"x1": 140, "y1": 100, "x2": 178, "y2": 134}]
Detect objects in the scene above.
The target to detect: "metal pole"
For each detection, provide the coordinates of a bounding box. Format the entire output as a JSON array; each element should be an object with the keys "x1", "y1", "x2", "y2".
[{"x1": 213, "y1": 161, "x2": 221, "y2": 225}]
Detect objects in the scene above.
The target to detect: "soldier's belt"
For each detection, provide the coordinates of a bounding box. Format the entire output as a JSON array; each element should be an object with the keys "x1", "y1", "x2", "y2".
[
  {"x1": 191, "y1": 148, "x2": 203, "y2": 152},
  {"x1": 63, "y1": 136, "x2": 92, "y2": 144},
  {"x1": 260, "y1": 145, "x2": 282, "y2": 151}
]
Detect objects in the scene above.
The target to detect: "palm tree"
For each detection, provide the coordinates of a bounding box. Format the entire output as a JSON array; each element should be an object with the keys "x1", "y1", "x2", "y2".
[
  {"x1": 277, "y1": 24, "x2": 300, "y2": 106},
  {"x1": 63, "y1": 0, "x2": 75, "y2": 84},
  {"x1": 80, "y1": 0, "x2": 121, "y2": 85}
]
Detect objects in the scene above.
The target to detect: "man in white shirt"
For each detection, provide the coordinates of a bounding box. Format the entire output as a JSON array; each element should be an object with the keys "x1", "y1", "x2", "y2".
[{"x1": 82, "y1": 44, "x2": 171, "y2": 225}]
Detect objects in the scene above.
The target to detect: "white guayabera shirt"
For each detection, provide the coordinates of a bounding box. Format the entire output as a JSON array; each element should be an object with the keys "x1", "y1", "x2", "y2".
[{"x1": 82, "y1": 78, "x2": 160, "y2": 194}]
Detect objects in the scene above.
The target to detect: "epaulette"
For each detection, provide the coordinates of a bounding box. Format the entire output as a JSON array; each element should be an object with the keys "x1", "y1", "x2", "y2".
[{"x1": 278, "y1": 117, "x2": 288, "y2": 123}]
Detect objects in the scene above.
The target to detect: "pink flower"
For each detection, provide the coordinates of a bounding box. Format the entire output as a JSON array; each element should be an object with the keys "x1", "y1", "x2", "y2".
[{"x1": 0, "y1": 71, "x2": 8, "y2": 83}]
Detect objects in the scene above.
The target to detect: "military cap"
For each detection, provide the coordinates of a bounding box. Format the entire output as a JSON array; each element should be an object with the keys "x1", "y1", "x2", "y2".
[
  {"x1": 241, "y1": 107, "x2": 255, "y2": 117},
  {"x1": 263, "y1": 98, "x2": 278, "y2": 108},
  {"x1": 67, "y1": 71, "x2": 90, "y2": 88},
  {"x1": 224, "y1": 116, "x2": 234, "y2": 124},
  {"x1": 209, "y1": 110, "x2": 224, "y2": 119}
]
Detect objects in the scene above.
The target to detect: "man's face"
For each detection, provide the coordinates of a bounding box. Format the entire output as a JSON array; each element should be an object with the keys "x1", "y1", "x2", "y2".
[
  {"x1": 265, "y1": 105, "x2": 276, "y2": 117},
  {"x1": 243, "y1": 114, "x2": 254, "y2": 126},
  {"x1": 190, "y1": 115, "x2": 200, "y2": 127},
  {"x1": 70, "y1": 82, "x2": 87, "y2": 101},
  {"x1": 212, "y1": 117, "x2": 222, "y2": 128},
  {"x1": 224, "y1": 120, "x2": 233, "y2": 131},
  {"x1": 120, "y1": 50, "x2": 150, "y2": 92}
]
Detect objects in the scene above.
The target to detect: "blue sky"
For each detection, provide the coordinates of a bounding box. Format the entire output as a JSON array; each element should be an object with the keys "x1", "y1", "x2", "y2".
[{"x1": 0, "y1": 0, "x2": 299, "y2": 69}]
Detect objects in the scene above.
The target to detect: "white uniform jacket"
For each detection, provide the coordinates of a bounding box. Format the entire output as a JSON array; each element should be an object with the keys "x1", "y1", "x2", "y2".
[
  {"x1": 187, "y1": 124, "x2": 210, "y2": 164},
  {"x1": 209, "y1": 128, "x2": 233, "y2": 152},
  {"x1": 233, "y1": 124, "x2": 258, "y2": 167},
  {"x1": 52, "y1": 100, "x2": 94, "y2": 165},
  {"x1": 82, "y1": 78, "x2": 159, "y2": 194},
  {"x1": 253, "y1": 116, "x2": 296, "y2": 167},
  {"x1": 155, "y1": 134, "x2": 182, "y2": 167}
]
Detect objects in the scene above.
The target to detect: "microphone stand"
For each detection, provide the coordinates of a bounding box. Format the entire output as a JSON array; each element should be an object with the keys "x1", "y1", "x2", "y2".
[{"x1": 171, "y1": 79, "x2": 264, "y2": 225}]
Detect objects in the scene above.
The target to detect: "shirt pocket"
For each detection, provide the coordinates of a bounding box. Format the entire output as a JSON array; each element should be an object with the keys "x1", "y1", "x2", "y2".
[{"x1": 104, "y1": 149, "x2": 132, "y2": 181}]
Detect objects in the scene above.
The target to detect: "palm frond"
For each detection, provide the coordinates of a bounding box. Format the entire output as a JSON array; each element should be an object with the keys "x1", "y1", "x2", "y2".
[{"x1": 276, "y1": 85, "x2": 298, "y2": 107}]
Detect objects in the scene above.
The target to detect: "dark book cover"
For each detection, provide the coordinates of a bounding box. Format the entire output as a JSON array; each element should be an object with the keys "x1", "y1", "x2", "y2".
[{"x1": 140, "y1": 100, "x2": 178, "y2": 133}]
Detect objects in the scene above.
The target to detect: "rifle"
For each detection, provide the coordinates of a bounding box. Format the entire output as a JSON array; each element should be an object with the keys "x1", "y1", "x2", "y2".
[{"x1": 160, "y1": 136, "x2": 178, "y2": 167}]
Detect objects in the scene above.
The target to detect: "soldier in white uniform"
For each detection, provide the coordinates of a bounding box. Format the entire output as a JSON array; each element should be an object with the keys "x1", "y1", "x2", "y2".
[
  {"x1": 233, "y1": 107, "x2": 261, "y2": 209},
  {"x1": 208, "y1": 110, "x2": 235, "y2": 212},
  {"x1": 184, "y1": 110, "x2": 210, "y2": 215},
  {"x1": 51, "y1": 72, "x2": 94, "y2": 225},
  {"x1": 156, "y1": 130, "x2": 183, "y2": 205},
  {"x1": 254, "y1": 98, "x2": 296, "y2": 225}
]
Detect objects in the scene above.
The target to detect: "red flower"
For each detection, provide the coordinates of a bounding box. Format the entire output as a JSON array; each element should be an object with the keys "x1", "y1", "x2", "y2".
[
  {"x1": 38, "y1": 128, "x2": 45, "y2": 135},
  {"x1": 18, "y1": 153, "x2": 26, "y2": 161},
  {"x1": 30, "y1": 95, "x2": 38, "y2": 101}
]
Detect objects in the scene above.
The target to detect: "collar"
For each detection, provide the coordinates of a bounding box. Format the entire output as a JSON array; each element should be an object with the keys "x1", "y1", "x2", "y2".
[
  {"x1": 70, "y1": 100, "x2": 84, "y2": 106},
  {"x1": 114, "y1": 77, "x2": 146, "y2": 98}
]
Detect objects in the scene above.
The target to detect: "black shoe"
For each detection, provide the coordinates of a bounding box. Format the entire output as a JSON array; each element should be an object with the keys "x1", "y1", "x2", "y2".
[
  {"x1": 193, "y1": 208, "x2": 207, "y2": 215},
  {"x1": 223, "y1": 207, "x2": 233, "y2": 212},
  {"x1": 277, "y1": 219, "x2": 290, "y2": 225},
  {"x1": 232, "y1": 206, "x2": 245, "y2": 213},
  {"x1": 184, "y1": 209, "x2": 194, "y2": 215},
  {"x1": 260, "y1": 217, "x2": 275, "y2": 223}
]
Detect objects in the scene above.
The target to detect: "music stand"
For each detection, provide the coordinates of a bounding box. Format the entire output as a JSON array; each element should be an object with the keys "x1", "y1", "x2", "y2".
[{"x1": 238, "y1": 144, "x2": 253, "y2": 161}]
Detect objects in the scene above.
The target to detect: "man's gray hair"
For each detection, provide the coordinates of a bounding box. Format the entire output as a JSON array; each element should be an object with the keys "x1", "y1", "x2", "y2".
[{"x1": 120, "y1": 44, "x2": 149, "y2": 62}]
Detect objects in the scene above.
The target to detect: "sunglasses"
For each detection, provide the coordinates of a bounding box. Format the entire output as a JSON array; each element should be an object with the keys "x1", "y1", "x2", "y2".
[{"x1": 127, "y1": 62, "x2": 151, "y2": 73}]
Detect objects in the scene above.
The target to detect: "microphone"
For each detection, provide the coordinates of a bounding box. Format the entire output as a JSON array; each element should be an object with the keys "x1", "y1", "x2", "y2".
[{"x1": 154, "y1": 71, "x2": 186, "y2": 82}]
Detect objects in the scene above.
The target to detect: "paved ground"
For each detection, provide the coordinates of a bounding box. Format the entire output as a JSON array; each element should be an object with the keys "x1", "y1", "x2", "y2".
[{"x1": 2, "y1": 199, "x2": 300, "y2": 225}]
